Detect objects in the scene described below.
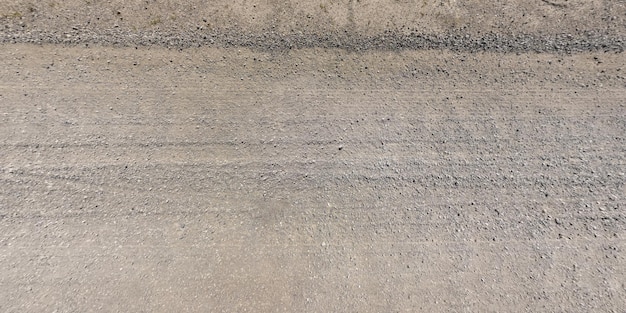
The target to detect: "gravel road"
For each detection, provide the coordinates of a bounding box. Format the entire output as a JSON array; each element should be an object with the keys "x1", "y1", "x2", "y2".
[{"x1": 0, "y1": 1, "x2": 625, "y2": 312}]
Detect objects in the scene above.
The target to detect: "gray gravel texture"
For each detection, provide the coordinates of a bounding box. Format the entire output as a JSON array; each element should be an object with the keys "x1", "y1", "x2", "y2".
[
  {"x1": 0, "y1": 0, "x2": 625, "y2": 312},
  {"x1": 1, "y1": 0, "x2": 625, "y2": 52}
]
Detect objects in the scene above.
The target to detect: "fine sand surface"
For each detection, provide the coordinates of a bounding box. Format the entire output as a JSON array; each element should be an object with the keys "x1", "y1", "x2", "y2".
[{"x1": 1, "y1": 1, "x2": 625, "y2": 312}]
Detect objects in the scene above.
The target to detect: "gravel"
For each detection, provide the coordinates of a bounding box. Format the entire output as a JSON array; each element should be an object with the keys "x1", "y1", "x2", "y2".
[{"x1": 1, "y1": 27, "x2": 624, "y2": 52}]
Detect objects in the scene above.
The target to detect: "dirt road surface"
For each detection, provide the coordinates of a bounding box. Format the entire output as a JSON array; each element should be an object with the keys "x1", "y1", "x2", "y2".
[{"x1": 1, "y1": 1, "x2": 625, "y2": 312}]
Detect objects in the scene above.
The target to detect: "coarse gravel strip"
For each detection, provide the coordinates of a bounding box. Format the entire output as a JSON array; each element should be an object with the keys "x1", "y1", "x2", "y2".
[{"x1": 1, "y1": 28, "x2": 625, "y2": 52}]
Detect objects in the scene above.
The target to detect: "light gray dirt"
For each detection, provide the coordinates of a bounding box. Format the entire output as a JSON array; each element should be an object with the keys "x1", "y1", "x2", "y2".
[{"x1": 0, "y1": 1, "x2": 625, "y2": 312}]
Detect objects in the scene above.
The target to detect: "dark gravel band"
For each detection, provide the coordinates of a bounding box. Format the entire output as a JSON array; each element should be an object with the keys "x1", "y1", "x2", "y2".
[{"x1": 1, "y1": 28, "x2": 624, "y2": 53}]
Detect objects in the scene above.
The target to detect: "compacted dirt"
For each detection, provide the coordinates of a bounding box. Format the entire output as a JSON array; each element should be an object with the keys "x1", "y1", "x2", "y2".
[{"x1": 0, "y1": 1, "x2": 625, "y2": 312}]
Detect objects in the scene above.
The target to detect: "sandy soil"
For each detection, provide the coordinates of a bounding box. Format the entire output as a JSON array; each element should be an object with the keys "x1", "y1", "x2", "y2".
[{"x1": 0, "y1": 1, "x2": 625, "y2": 312}]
